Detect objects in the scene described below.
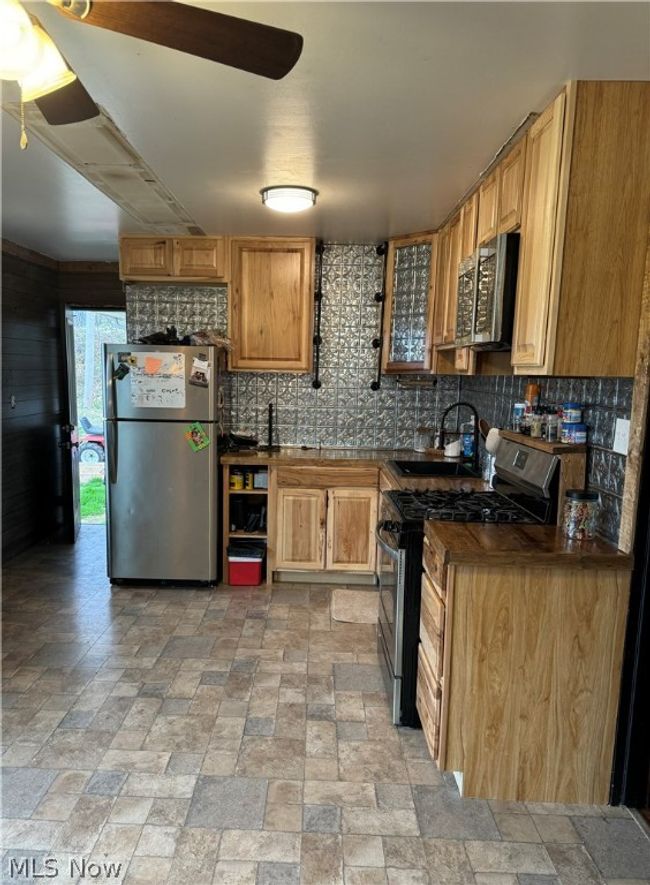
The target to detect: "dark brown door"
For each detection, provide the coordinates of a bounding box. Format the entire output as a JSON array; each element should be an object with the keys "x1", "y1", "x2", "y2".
[{"x1": 60, "y1": 312, "x2": 81, "y2": 542}]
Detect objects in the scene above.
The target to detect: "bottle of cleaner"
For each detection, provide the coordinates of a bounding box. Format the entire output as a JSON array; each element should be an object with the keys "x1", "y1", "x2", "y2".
[{"x1": 461, "y1": 416, "x2": 475, "y2": 460}]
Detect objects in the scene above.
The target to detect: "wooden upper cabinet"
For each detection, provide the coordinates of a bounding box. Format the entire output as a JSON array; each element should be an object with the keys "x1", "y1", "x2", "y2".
[
  {"x1": 275, "y1": 487, "x2": 326, "y2": 571},
  {"x1": 229, "y1": 237, "x2": 315, "y2": 372},
  {"x1": 119, "y1": 236, "x2": 228, "y2": 282},
  {"x1": 476, "y1": 169, "x2": 500, "y2": 244},
  {"x1": 173, "y1": 237, "x2": 228, "y2": 280},
  {"x1": 120, "y1": 237, "x2": 174, "y2": 278},
  {"x1": 442, "y1": 214, "x2": 462, "y2": 345},
  {"x1": 382, "y1": 234, "x2": 436, "y2": 374},
  {"x1": 511, "y1": 92, "x2": 566, "y2": 370},
  {"x1": 326, "y1": 488, "x2": 378, "y2": 572},
  {"x1": 460, "y1": 193, "x2": 479, "y2": 260},
  {"x1": 497, "y1": 137, "x2": 526, "y2": 233}
]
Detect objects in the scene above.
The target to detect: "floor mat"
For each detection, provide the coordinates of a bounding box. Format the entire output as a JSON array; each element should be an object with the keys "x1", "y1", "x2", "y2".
[{"x1": 331, "y1": 588, "x2": 378, "y2": 624}]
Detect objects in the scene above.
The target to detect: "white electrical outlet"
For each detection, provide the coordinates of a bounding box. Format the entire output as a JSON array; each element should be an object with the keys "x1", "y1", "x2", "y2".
[{"x1": 613, "y1": 418, "x2": 630, "y2": 455}]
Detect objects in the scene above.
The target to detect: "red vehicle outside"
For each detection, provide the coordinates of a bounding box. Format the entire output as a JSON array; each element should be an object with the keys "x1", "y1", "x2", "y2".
[{"x1": 79, "y1": 416, "x2": 105, "y2": 463}]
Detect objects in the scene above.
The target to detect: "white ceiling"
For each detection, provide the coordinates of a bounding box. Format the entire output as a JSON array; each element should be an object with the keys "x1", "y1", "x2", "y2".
[{"x1": 2, "y1": 1, "x2": 649, "y2": 261}]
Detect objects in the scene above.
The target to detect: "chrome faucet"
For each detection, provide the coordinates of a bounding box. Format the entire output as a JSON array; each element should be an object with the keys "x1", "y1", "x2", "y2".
[{"x1": 438, "y1": 401, "x2": 480, "y2": 474}]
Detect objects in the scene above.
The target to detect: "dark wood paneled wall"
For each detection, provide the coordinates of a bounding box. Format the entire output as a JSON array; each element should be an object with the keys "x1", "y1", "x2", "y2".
[
  {"x1": 58, "y1": 262, "x2": 125, "y2": 309},
  {"x1": 2, "y1": 250, "x2": 65, "y2": 559},
  {"x1": 2, "y1": 242, "x2": 124, "y2": 560}
]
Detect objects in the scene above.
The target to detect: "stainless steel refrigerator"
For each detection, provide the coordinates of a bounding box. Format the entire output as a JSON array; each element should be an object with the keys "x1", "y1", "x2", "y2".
[{"x1": 104, "y1": 344, "x2": 220, "y2": 583}]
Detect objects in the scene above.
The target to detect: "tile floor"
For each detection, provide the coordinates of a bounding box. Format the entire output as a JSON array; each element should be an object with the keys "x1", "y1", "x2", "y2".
[{"x1": 2, "y1": 526, "x2": 650, "y2": 884}]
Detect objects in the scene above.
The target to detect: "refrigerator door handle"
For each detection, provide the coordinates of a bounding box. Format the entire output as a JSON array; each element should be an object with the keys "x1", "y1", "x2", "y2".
[
  {"x1": 105, "y1": 349, "x2": 116, "y2": 420},
  {"x1": 107, "y1": 420, "x2": 118, "y2": 485}
]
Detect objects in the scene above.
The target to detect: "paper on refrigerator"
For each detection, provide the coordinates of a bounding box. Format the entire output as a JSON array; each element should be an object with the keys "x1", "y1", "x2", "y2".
[{"x1": 130, "y1": 351, "x2": 186, "y2": 408}]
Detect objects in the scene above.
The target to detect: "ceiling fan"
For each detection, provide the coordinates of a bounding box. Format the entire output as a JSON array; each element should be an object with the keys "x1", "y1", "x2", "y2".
[{"x1": 1, "y1": 0, "x2": 304, "y2": 127}]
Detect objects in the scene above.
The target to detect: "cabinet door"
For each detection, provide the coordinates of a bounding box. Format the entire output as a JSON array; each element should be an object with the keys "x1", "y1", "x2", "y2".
[
  {"x1": 326, "y1": 488, "x2": 378, "y2": 572},
  {"x1": 497, "y1": 138, "x2": 526, "y2": 233},
  {"x1": 119, "y1": 237, "x2": 174, "y2": 279},
  {"x1": 230, "y1": 238, "x2": 315, "y2": 372},
  {"x1": 442, "y1": 214, "x2": 462, "y2": 344},
  {"x1": 174, "y1": 237, "x2": 228, "y2": 280},
  {"x1": 431, "y1": 225, "x2": 450, "y2": 346},
  {"x1": 476, "y1": 169, "x2": 500, "y2": 245},
  {"x1": 511, "y1": 92, "x2": 566, "y2": 369},
  {"x1": 382, "y1": 235, "x2": 435, "y2": 373},
  {"x1": 460, "y1": 192, "x2": 479, "y2": 260},
  {"x1": 275, "y1": 488, "x2": 326, "y2": 570}
]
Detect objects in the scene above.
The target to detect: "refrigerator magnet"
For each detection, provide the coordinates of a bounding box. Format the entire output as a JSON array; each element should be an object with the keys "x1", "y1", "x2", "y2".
[
  {"x1": 113, "y1": 363, "x2": 130, "y2": 381},
  {"x1": 189, "y1": 356, "x2": 211, "y2": 388},
  {"x1": 184, "y1": 422, "x2": 210, "y2": 452}
]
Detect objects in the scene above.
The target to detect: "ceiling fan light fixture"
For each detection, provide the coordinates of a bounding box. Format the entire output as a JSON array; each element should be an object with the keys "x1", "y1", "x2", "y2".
[
  {"x1": 0, "y1": 0, "x2": 42, "y2": 80},
  {"x1": 18, "y1": 21, "x2": 76, "y2": 102},
  {"x1": 261, "y1": 186, "x2": 318, "y2": 213}
]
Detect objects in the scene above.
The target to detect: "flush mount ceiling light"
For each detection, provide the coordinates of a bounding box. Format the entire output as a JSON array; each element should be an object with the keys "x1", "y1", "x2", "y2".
[{"x1": 261, "y1": 185, "x2": 318, "y2": 213}]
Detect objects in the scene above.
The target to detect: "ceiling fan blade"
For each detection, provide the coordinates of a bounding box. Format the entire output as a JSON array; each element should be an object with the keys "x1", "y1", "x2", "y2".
[
  {"x1": 58, "y1": 1, "x2": 303, "y2": 80},
  {"x1": 35, "y1": 76, "x2": 100, "y2": 125}
]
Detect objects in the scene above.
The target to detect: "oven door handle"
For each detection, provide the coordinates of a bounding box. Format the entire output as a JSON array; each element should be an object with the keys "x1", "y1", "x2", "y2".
[{"x1": 375, "y1": 521, "x2": 399, "y2": 559}]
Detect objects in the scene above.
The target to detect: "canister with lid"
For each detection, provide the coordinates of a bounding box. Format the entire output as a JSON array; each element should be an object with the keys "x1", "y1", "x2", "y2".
[
  {"x1": 561, "y1": 422, "x2": 588, "y2": 445},
  {"x1": 562, "y1": 489, "x2": 600, "y2": 540},
  {"x1": 562, "y1": 402, "x2": 583, "y2": 424},
  {"x1": 229, "y1": 469, "x2": 244, "y2": 490}
]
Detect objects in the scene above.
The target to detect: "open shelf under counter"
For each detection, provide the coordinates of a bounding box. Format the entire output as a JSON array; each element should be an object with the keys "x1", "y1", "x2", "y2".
[{"x1": 222, "y1": 462, "x2": 270, "y2": 585}]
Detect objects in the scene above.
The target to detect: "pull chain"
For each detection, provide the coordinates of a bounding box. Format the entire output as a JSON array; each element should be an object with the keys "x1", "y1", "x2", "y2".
[{"x1": 19, "y1": 97, "x2": 28, "y2": 150}]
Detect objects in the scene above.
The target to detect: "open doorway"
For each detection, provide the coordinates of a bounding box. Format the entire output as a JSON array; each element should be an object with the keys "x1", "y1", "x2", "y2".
[{"x1": 67, "y1": 308, "x2": 126, "y2": 525}]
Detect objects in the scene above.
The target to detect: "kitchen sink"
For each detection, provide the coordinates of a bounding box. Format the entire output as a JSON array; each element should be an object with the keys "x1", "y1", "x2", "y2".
[{"x1": 389, "y1": 460, "x2": 479, "y2": 478}]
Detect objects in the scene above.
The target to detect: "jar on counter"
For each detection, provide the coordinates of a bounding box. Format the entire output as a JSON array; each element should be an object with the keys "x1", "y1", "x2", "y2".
[
  {"x1": 562, "y1": 402, "x2": 583, "y2": 424},
  {"x1": 562, "y1": 489, "x2": 600, "y2": 540},
  {"x1": 530, "y1": 412, "x2": 543, "y2": 438},
  {"x1": 561, "y1": 422, "x2": 588, "y2": 445},
  {"x1": 544, "y1": 413, "x2": 560, "y2": 442},
  {"x1": 512, "y1": 403, "x2": 526, "y2": 433}
]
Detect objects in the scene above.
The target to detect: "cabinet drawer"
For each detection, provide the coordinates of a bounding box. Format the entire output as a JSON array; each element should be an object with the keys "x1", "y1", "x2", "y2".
[
  {"x1": 420, "y1": 573, "x2": 445, "y2": 680},
  {"x1": 417, "y1": 645, "x2": 442, "y2": 761},
  {"x1": 275, "y1": 467, "x2": 378, "y2": 489},
  {"x1": 423, "y1": 535, "x2": 446, "y2": 593}
]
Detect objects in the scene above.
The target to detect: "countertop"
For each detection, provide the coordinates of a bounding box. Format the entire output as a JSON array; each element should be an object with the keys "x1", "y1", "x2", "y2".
[
  {"x1": 220, "y1": 446, "x2": 446, "y2": 467},
  {"x1": 425, "y1": 521, "x2": 632, "y2": 569},
  {"x1": 220, "y1": 446, "x2": 488, "y2": 492}
]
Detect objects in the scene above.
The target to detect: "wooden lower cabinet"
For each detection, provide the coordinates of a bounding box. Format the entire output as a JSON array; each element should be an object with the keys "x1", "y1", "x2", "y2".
[
  {"x1": 417, "y1": 646, "x2": 442, "y2": 761},
  {"x1": 326, "y1": 488, "x2": 378, "y2": 572},
  {"x1": 274, "y1": 488, "x2": 326, "y2": 570},
  {"x1": 271, "y1": 477, "x2": 378, "y2": 577},
  {"x1": 418, "y1": 534, "x2": 632, "y2": 804}
]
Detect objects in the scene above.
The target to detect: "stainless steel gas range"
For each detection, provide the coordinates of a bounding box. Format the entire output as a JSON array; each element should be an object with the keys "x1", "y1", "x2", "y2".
[{"x1": 377, "y1": 438, "x2": 560, "y2": 726}]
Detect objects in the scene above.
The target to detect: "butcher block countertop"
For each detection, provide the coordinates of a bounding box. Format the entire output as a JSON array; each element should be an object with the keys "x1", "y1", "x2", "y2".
[
  {"x1": 425, "y1": 521, "x2": 633, "y2": 569},
  {"x1": 220, "y1": 446, "x2": 446, "y2": 467},
  {"x1": 220, "y1": 447, "x2": 488, "y2": 492}
]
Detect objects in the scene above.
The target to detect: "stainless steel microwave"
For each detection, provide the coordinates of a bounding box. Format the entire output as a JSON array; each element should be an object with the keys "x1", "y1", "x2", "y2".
[{"x1": 455, "y1": 232, "x2": 520, "y2": 350}]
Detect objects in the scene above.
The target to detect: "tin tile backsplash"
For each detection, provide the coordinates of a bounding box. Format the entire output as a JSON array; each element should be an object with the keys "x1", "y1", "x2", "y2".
[
  {"x1": 126, "y1": 245, "x2": 455, "y2": 450},
  {"x1": 461, "y1": 374, "x2": 633, "y2": 541},
  {"x1": 125, "y1": 245, "x2": 632, "y2": 542}
]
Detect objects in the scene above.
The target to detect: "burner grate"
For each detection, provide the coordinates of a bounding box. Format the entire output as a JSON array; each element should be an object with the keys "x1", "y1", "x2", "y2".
[{"x1": 387, "y1": 489, "x2": 537, "y2": 525}]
